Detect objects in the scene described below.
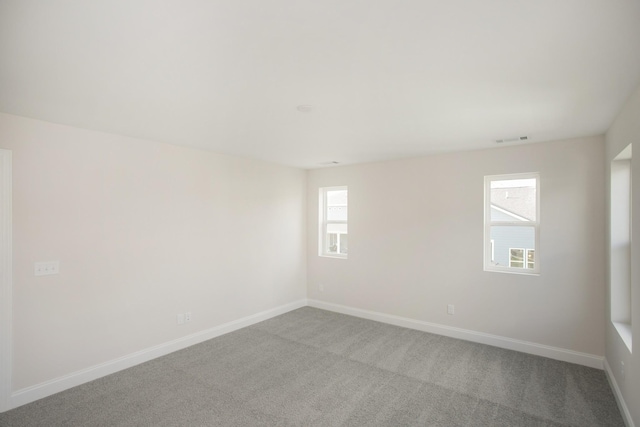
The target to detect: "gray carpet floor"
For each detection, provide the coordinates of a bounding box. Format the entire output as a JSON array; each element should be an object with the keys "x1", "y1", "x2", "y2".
[{"x1": 0, "y1": 307, "x2": 625, "y2": 426}]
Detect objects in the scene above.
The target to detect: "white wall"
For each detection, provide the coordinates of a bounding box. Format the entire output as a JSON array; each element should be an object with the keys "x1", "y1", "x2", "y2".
[
  {"x1": 0, "y1": 113, "x2": 307, "y2": 391},
  {"x1": 606, "y1": 84, "x2": 640, "y2": 426},
  {"x1": 307, "y1": 136, "x2": 606, "y2": 357}
]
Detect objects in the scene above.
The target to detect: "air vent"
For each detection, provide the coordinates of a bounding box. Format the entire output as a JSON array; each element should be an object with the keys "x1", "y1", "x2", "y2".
[
  {"x1": 296, "y1": 105, "x2": 314, "y2": 113},
  {"x1": 496, "y1": 136, "x2": 528, "y2": 144}
]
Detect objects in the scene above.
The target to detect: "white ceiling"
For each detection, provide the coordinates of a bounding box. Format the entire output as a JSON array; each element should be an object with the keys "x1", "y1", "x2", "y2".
[{"x1": 1, "y1": 1, "x2": 640, "y2": 169}]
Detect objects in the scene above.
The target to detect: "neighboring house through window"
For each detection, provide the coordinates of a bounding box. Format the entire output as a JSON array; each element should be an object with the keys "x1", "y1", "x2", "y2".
[
  {"x1": 319, "y1": 186, "x2": 348, "y2": 258},
  {"x1": 508, "y1": 248, "x2": 535, "y2": 269},
  {"x1": 485, "y1": 173, "x2": 539, "y2": 274}
]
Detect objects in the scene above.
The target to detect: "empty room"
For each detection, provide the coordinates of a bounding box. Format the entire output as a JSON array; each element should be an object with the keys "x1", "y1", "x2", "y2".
[{"x1": 1, "y1": 0, "x2": 639, "y2": 426}]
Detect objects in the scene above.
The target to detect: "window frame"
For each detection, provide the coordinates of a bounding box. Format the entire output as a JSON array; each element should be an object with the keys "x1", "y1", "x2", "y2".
[
  {"x1": 610, "y1": 143, "x2": 632, "y2": 352},
  {"x1": 484, "y1": 173, "x2": 540, "y2": 275},
  {"x1": 319, "y1": 186, "x2": 348, "y2": 259}
]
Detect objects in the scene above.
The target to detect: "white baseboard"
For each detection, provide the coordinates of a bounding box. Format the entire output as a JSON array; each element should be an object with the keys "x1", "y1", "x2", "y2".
[
  {"x1": 8, "y1": 299, "x2": 307, "y2": 411},
  {"x1": 604, "y1": 358, "x2": 635, "y2": 427},
  {"x1": 308, "y1": 299, "x2": 604, "y2": 369}
]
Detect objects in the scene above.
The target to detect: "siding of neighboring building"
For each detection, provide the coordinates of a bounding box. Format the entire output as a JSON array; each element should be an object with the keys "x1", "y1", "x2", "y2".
[
  {"x1": 489, "y1": 206, "x2": 535, "y2": 267},
  {"x1": 490, "y1": 226, "x2": 535, "y2": 267}
]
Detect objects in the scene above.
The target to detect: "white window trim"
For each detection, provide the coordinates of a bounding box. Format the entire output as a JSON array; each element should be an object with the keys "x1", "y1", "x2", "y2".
[
  {"x1": 484, "y1": 172, "x2": 540, "y2": 275},
  {"x1": 319, "y1": 186, "x2": 348, "y2": 259},
  {"x1": 0, "y1": 149, "x2": 12, "y2": 413},
  {"x1": 490, "y1": 239, "x2": 495, "y2": 262},
  {"x1": 610, "y1": 143, "x2": 632, "y2": 352}
]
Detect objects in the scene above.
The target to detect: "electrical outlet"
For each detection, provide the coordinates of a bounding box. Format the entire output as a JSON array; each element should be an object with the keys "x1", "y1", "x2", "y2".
[
  {"x1": 447, "y1": 304, "x2": 455, "y2": 315},
  {"x1": 319, "y1": 283, "x2": 324, "y2": 292},
  {"x1": 177, "y1": 313, "x2": 185, "y2": 325},
  {"x1": 185, "y1": 312, "x2": 191, "y2": 322}
]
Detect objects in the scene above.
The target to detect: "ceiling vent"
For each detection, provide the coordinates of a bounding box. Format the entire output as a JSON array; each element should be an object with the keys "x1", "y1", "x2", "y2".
[
  {"x1": 296, "y1": 105, "x2": 314, "y2": 113},
  {"x1": 496, "y1": 136, "x2": 528, "y2": 144}
]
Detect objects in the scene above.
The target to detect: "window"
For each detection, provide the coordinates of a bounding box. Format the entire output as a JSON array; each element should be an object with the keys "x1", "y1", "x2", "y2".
[
  {"x1": 319, "y1": 186, "x2": 348, "y2": 258},
  {"x1": 508, "y1": 248, "x2": 535, "y2": 269},
  {"x1": 611, "y1": 143, "x2": 632, "y2": 352},
  {"x1": 485, "y1": 173, "x2": 539, "y2": 274}
]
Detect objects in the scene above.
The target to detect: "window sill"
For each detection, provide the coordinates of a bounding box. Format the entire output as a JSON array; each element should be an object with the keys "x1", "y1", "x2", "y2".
[
  {"x1": 612, "y1": 321, "x2": 632, "y2": 353},
  {"x1": 320, "y1": 254, "x2": 348, "y2": 260},
  {"x1": 484, "y1": 267, "x2": 540, "y2": 276}
]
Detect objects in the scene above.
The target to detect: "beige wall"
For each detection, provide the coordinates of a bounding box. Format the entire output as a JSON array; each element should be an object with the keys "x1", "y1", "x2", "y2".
[
  {"x1": 3, "y1": 107, "x2": 628, "y2": 415},
  {"x1": 1, "y1": 113, "x2": 307, "y2": 390},
  {"x1": 606, "y1": 84, "x2": 640, "y2": 426},
  {"x1": 307, "y1": 136, "x2": 606, "y2": 356}
]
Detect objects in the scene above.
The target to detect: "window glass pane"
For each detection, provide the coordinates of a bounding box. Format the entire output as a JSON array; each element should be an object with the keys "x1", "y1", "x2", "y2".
[
  {"x1": 327, "y1": 206, "x2": 347, "y2": 221},
  {"x1": 326, "y1": 233, "x2": 348, "y2": 254},
  {"x1": 320, "y1": 187, "x2": 348, "y2": 258},
  {"x1": 490, "y1": 178, "x2": 536, "y2": 221},
  {"x1": 490, "y1": 226, "x2": 535, "y2": 267},
  {"x1": 327, "y1": 223, "x2": 347, "y2": 234},
  {"x1": 327, "y1": 233, "x2": 338, "y2": 254},
  {"x1": 340, "y1": 234, "x2": 348, "y2": 254},
  {"x1": 327, "y1": 190, "x2": 348, "y2": 221},
  {"x1": 510, "y1": 248, "x2": 524, "y2": 268},
  {"x1": 327, "y1": 190, "x2": 347, "y2": 206},
  {"x1": 527, "y1": 250, "x2": 535, "y2": 269}
]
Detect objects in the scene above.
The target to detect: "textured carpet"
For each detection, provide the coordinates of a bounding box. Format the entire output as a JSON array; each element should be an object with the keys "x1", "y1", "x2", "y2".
[{"x1": 0, "y1": 307, "x2": 624, "y2": 426}]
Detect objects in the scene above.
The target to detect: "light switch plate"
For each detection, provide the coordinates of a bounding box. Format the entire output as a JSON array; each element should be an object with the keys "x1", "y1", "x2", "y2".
[{"x1": 35, "y1": 261, "x2": 59, "y2": 276}]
